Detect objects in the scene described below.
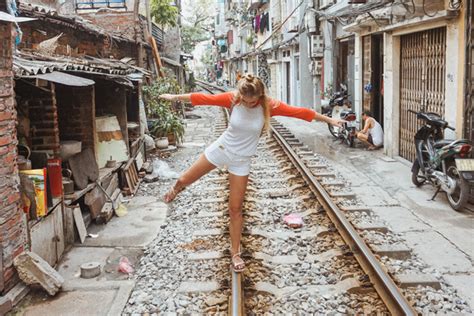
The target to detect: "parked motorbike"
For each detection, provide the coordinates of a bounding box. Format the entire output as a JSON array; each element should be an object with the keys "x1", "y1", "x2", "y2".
[
  {"x1": 409, "y1": 109, "x2": 473, "y2": 211},
  {"x1": 322, "y1": 85, "x2": 357, "y2": 147},
  {"x1": 322, "y1": 84, "x2": 351, "y2": 138}
]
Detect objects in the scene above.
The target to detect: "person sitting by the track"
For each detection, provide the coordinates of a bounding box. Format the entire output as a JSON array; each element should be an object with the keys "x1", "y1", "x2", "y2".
[{"x1": 356, "y1": 111, "x2": 384, "y2": 150}]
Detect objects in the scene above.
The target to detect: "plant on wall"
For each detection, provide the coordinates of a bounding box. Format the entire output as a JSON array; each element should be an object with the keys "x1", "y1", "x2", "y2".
[{"x1": 142, "y1": 74, "x2": 185, "y2": 144}]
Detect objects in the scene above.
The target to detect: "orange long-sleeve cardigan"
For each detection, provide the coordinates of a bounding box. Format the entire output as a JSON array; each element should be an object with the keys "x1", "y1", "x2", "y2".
[{"x1": 190, "y1": 92, "x2": 316, "y2": 122}]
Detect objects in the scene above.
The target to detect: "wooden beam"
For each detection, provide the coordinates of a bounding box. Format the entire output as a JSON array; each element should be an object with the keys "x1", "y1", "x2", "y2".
[{"x1": 149, "y1": 35, "x2": 164, "y2": 78}]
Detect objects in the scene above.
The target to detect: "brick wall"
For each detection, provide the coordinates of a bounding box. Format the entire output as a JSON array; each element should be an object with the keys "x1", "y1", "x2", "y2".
[
  {"x1": 56, "y1": 85, "x2": 96, "y2": 151},
  {"x1": 15, "y1": 80, "x2": 60, "y2": 155},
  {"x1": 19, "y1": 20, "x2": 140, "y2": 61},
  {"x1": 0, "y1": 21, "x2": 27, "y2": 295}
]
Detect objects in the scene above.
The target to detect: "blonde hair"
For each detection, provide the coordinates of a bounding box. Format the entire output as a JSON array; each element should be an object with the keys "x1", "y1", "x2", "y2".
[{"x1": 233, "y1": 74, "x2": 271, "y2": 131}]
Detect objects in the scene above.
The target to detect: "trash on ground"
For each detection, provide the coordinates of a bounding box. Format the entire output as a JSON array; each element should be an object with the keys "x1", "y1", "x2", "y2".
[
  {"x1": 87, "y1": 233, "x2": 99, "y2": 238},
  {"x1": 115, "y1": 204, "x2": 128, "y2": 217},
  {"x1": 118, "y1": 256, "x2": 134, "y2": 274},
  {"x1": 283, "y1": 213, "x2": 303, "y2": 228},
  {"x1": 152, "y1": 159, "x2": 179, "y2": 179}
]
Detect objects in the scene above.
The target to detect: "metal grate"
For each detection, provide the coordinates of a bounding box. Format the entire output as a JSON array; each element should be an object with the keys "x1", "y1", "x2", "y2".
[
  {"x1": 362, "y1": 35, "x2": 372, "y2": 113},
  {"x1": 400, "y1": 27, "x2": 446, "y2": 162}
]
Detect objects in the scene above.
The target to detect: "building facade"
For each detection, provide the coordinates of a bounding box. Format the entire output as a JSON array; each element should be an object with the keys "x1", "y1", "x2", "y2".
[{"x1": 214, "y1": 0, "x2": 472, "y2": 163}]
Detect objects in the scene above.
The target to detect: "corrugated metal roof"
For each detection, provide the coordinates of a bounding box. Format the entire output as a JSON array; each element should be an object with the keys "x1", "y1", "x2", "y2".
[
  {"x1": 34, "y1": 71, "x2": 95, "y2": 86},
  {"x1": 13, "y1": 52, "x2": 151, "y2": 78}
]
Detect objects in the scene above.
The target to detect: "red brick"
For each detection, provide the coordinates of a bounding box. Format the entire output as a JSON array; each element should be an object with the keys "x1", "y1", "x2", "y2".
[
  {"x1": 0, "y1": 111, "x2": 12, "y2": 122},
  {"x1": 7, "y1": 192, "x2": 20, "y2": 204},
  {"x1": 0, "y1": 135, "x2": 11, "y2": 146}
]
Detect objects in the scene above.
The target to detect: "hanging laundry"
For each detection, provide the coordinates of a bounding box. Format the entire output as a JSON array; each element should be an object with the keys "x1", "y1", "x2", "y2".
[
  {"x1": 259, "y1": 12, "x2": 267, "y2": 34},
  {"x1": 255, "y1": 14, "x2": 261, "y2": 33},
  {"x1": 266, "y1": 12, "x2": 270, "y2": 31}
]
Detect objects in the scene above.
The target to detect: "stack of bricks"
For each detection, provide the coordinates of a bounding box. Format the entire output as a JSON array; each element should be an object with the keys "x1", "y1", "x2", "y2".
[{"x1": 0, "y1": 22, "x2": 27, "y2": 295}]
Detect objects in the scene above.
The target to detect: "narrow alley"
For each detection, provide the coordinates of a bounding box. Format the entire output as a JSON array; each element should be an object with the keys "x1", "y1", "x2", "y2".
[{"x1": 1, "y1": 0, "x2": 473, "y2": 315}]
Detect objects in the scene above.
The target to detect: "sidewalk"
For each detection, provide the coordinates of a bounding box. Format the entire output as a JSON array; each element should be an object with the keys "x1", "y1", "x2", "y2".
[
  {"x1": 9, "y1": 196, "x2": 168, "y2": 316},
  {"x1": 277, "y1": 116, "x2": 474, "y2": 308}
]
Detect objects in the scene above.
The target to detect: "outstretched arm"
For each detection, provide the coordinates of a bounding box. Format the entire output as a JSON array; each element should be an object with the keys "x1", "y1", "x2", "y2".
[
  {"x1": 313, "y1": 111, "x2": 344, "y2": 128},
  {"x1": 160, "y1": 92, "x2": 234, "y2": 109},
  {"x1": 160, "y1": 94, "x2": 191, "y2": 102},
  {"x1": 270, "y1": 99, "x2": 344, "y2": 127}
]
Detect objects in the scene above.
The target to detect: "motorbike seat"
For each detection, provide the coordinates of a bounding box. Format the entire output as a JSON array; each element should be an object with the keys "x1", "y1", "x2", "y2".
[{"x1": 433, "y1": 139, "x2": 455, "y2": 149}]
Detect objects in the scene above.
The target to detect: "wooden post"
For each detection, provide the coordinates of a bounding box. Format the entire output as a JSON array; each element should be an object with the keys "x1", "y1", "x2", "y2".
[{"x1": 149, "y1": 35, "x2": 164, "y2": 78}]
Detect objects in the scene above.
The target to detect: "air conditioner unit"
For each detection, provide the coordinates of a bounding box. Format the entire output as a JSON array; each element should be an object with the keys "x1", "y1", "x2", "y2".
[
  {"x1": 309, "y1": 35, "x2": 324, "y2": 58},
  {"x1": 319, "y1": 0, "x2": 334, "y2": 9},
  {"x1": 308, "y1": 60, "x2": 322, "y2": 76},
  {"x1": 305, "y1": 10, "x2": 317, "y2": 34},
  {"x1": 288, "y1": 15, "x2": 298, "y2": 32}
]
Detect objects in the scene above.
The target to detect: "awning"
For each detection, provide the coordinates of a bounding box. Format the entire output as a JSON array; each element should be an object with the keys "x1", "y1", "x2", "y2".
[
  {"x1": 161, "y1": 56, "x2": 182, "y2": 68},
  {"x1": 0, "y1": 11, "x2": 36, "y2": 23},
  {"x1": 34, "y1": 71, "x2": 95, "y2": 87}
]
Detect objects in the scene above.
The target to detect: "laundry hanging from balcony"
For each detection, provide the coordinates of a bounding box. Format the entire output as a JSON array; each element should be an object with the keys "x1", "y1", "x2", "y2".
[{"x1": 254, "y1": 12, "x2": 270, "y2": 34}]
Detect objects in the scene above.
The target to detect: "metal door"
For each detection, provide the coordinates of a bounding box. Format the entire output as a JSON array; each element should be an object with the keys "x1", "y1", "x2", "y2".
[
  {"x1": 362, "y1": 35, "x2": 372, "y2": 113},
  {"x1": 399, "y1": 27, "x2": 446, "y2": 162}
]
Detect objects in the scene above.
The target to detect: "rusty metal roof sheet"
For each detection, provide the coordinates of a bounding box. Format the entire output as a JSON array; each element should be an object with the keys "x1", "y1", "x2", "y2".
[
  {"x1": 34, "y1": 71, "x2": 95, "y2": 86},
  {"x1": 14, "y1": 51, "x2": 151, "y2": 78}
]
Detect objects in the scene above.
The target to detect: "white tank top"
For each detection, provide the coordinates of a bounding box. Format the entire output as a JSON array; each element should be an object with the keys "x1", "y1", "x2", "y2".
[
  {"x1": 368, "y1": 118, "x2": 384, "y2": 146},
  {"x1": 216, "y1": 104, "x2": 264, "y2": 157}
]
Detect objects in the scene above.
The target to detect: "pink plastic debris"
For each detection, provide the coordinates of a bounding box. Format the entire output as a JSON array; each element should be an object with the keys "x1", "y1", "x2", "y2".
[
  {"x1": 118, "y1": 256, "x2": 134, "y2": 274},
  {"x1": 283, "y1": 213, "x2": 303, "y2": 228}
]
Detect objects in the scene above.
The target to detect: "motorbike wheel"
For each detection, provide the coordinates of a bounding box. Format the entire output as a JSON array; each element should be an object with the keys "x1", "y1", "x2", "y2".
[
  {"x1": 328, "y1": 123, "x2": 339, "y2": 138},
  {"x1": 345, "y1": 132, "x2": 354, "y2": 147},
  {"x1": 446, "y1": 163, "x2": 470, "y2": 211},
  {"x1": 411, "y1": 160, "x2": 426, "y2": 187}
]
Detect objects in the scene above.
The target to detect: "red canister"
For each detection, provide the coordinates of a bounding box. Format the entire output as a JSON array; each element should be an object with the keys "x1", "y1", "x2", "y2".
[{"x1": 47, "y1": 158, "x2": 63, "y2": 198}]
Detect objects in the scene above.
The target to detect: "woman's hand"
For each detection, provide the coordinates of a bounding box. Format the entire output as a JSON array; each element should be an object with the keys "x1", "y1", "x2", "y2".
[
  {"x1": 159, "y1": 94, "x2": 176, "y2": 101},
  {"x1": 328, "y1": 117, "x2": 345, "y2": 128}
]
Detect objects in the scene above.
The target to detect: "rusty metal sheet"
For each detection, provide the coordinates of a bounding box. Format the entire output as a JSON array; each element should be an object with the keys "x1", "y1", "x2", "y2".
[
  {"x1": 0, "y1": 11, "x2": 36, "y2": 23},
  {"x1": 34, "y1": 71, "x2": 95, "y2": 87}
]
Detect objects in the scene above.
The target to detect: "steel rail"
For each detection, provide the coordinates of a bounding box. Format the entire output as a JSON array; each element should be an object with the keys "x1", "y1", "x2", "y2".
[
  {"x1": 270, "y1": 122, "x2": 417, "y2": 316},
  {"x1": 195, "y1": 80, "x2": 243, "y2": 315},
  {"x1": 229, "y1": 270, "x2": 244, "y2": 316}
]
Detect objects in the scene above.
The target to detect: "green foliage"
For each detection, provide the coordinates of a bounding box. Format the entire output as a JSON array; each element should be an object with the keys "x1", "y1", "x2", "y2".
[
  {"x1": 181, "y1": 25, "x2": 210, "y2": 54},
  {"x1": 151, "y1": 0, "x2": 179, "y2": 28},
  {"x1": 180, "y1": 0, "x2": 214, "y2": 54},
  {"x1": 143, "y1": 76, "x2": 185, "y2": 143}
]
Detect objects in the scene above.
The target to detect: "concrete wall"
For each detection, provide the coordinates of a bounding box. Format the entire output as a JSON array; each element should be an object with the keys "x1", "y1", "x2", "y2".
[{"x1": 0, "y1": 22, "x2": 27, "y2": 295}]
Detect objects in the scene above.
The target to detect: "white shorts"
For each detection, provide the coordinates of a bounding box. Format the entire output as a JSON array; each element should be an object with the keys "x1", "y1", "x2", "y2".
[{"x1": 204, "y1": 141, "x2": 251, "y2": 176}]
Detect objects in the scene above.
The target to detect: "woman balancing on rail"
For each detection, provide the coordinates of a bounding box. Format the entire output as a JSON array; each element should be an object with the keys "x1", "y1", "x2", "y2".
[{"x1": 159, "y1": 74, "x2": 344, "y2": 273}]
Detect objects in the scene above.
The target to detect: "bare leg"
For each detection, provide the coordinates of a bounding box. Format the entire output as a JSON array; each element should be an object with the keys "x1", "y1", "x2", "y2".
[
  {"x1": 356, "y1": 132, "x2": 374, "y2": 149},
  {"x1": 228, "y1": 172, "x2": 248, "y2": 271},
  {"x1": 164, "y1": 154, "x2": 217, "y2": 203}
]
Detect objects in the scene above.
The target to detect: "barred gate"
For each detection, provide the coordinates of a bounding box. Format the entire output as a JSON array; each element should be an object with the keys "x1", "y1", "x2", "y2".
[
  {"x1": 464, "y1": 1, "x2": 474, "y2": 143},
  {"x1": 362, "y1": 35, "x2": 372, "y2": 113},
  {"x1": 399, "y1": 27, "x2": 446, "y2": 162}
]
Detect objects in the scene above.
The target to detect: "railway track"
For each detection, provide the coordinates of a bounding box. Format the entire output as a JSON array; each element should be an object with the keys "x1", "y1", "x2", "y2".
[{"x1": 193, "y1": 80, "x2": 417, "y2": 315}]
